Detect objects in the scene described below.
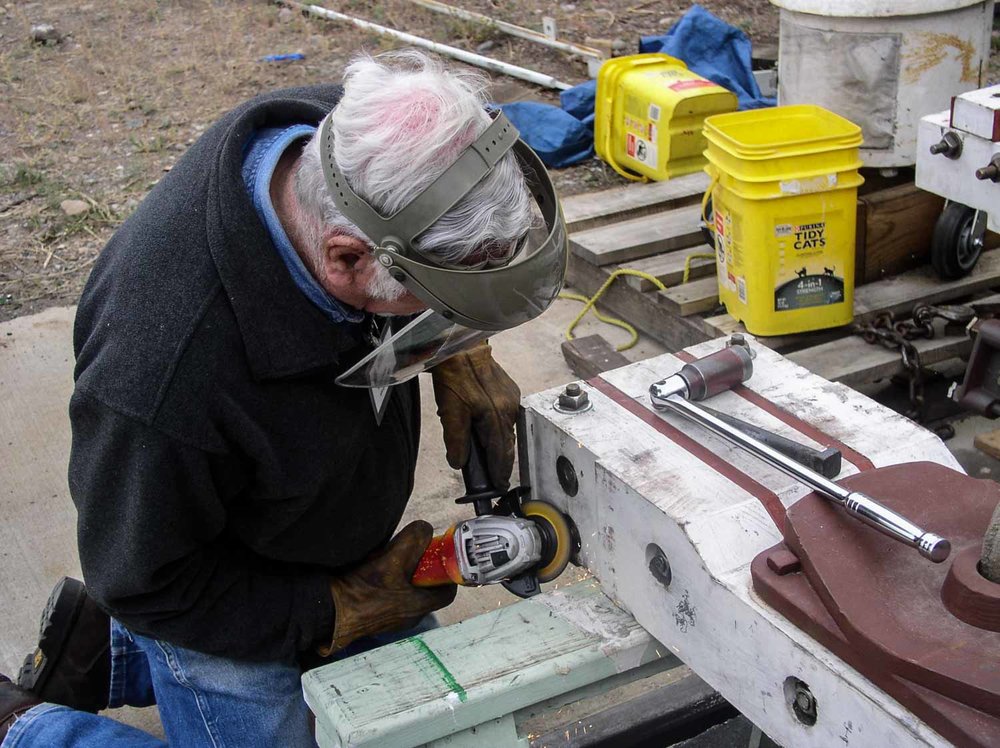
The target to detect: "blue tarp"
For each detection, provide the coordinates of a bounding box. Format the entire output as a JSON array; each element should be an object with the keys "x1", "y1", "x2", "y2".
[
  {"x1": 499, "y1": 4, "x2": 773, "y2": 168},
  {"x1": 639, "y1": 4, "x2": 775, "y2": 111},
  {"x1": 499, "y1": 100, "x2": 594, "y2": 168}
]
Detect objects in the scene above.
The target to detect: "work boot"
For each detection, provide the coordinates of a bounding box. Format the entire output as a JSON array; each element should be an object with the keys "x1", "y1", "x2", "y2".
[
  {"x1": 16, "y1": 577, "x2": 111, "y2": 713},
  {"x1": 0, "y1": 675, "x2": 41, "y2": 742}
]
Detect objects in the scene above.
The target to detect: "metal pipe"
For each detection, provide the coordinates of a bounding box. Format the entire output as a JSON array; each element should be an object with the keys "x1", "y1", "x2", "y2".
[
  {"x1": 408, "y1": 0, "x2": 604, "y2": 62},
  {"x1": 279, "y1": 0, "x2": 574, "y2": 91},
  {"x1": 649, "y1": 381, "x2": 951, "y2": 563}
]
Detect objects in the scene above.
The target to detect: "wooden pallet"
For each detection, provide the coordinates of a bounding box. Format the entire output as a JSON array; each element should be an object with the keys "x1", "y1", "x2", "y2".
[{"x1": 561, "y1": 176, "x2": 1000, "y2": 386}]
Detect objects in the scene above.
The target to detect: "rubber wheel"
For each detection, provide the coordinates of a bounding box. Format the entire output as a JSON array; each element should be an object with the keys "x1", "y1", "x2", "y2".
[
  {"x1": 521, "y1": 501, "x2": 573, "y2": 583},
  {"x1": 931, "y1": 202, "x2": 983, "y2": 280}
]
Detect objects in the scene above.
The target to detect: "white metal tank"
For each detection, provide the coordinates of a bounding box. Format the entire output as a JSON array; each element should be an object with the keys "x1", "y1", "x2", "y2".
[{"x1": 770, "y1": 0, "x2": 995, "y2": 167}]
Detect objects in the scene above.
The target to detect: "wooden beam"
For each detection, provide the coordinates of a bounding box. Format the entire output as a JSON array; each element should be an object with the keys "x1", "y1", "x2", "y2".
[
  {"x1": 974, "y1": 430, "x2": 1000, "y2": 461},
  {"x1": 560, "y1": 172, "x2": 709, "y2": 234},
  {"x1": 526, "y1": 669, "x2": 735, "y2": 747},
  {"x1": 701, "y1": 248, "x2": 1000, "y2": 342},
  {"x1": 856, "y1": 183, "x2": 943, "y2": 285},
  {"x1": 561, "y1": 334, "x2": 631, "y2": 379},
  {"x1": 853, "y1": 248, "x2": 1000, "y2": 319},
  {"x1": 658, "y1": 276, "x2": 720, "y2": 316},
  {"x1": 617, "y1": 245, "x2": 717, "y2": 292},
  {"x1": 786, "y1": 329, "x2": 971, "y2": 385},
  {"x1": 302, "y1": 580, "x2": 677, "y2": 748},
  {"x1": 570, "y1": 204, "x2": 704, "y2": 266},
  {"x1": 566, "y1": 254, "x2": 711, "y2": 352}
]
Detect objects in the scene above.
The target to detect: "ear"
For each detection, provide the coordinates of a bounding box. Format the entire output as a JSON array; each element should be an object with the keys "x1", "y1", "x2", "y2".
[{"x1": 320, "y1": 235, "x2": 373, "y2": 295}]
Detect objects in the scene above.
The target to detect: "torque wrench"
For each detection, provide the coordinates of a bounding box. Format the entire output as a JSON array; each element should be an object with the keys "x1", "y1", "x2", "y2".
[{"x1": 648, "y1": 342, "x2": 951, "y2": 562}]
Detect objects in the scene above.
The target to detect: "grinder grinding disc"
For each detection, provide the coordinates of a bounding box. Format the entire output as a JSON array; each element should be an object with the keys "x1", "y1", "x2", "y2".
[{"x1": 521, "y1": 500, "x2": 574, "y2": 583}]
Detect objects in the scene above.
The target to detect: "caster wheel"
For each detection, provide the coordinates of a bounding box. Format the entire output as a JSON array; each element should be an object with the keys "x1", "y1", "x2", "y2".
[{"x1": 931, "y1": 202, "x2": 985, "y2": 280}]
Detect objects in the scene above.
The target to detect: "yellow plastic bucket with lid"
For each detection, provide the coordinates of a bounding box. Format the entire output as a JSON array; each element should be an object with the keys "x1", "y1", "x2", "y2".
[
  {"x1": 595, "y1": 53, "x2": 737, "y2": 181},
  {"x1": 703, "y1": 105, "x2": 864, "y2": 336}
]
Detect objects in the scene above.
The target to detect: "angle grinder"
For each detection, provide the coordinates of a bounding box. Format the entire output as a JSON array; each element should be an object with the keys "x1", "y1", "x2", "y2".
[{"x1": 412, "y1": 434, "x2": 576, "y2": 597}]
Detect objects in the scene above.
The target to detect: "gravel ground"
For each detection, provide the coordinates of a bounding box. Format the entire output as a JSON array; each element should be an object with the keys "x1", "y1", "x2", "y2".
[{"x1": 1, "y1": 1, "x2": 996, "y2": 322}]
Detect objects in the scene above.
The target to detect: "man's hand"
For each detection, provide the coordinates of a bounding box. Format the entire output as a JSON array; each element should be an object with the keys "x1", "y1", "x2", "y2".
[
  {"x1": 431, "y1": 343, "x2": 521, "y2": 489},
  {"x1": 321, "y1": 521, "x2": 456, "y2": 655}
]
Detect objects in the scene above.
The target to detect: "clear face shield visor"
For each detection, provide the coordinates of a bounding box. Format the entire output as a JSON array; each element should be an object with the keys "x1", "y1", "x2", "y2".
[{"x1": 322, "y1": 111, "x2": 569, "y2": 389}]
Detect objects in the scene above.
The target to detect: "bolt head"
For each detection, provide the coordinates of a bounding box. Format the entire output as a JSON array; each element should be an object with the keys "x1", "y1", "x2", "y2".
[
  {"x1": 794, "y1": 686, "x2": 816, "y2": 713},
  {"x1": 558, "y1": 387, "x2": 590, "y2": 411}
]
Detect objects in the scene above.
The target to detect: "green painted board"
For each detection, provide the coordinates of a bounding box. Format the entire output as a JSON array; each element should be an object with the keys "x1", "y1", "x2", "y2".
[{"x1": 302, "y1": 580, "x2": 667, "y2": 748}]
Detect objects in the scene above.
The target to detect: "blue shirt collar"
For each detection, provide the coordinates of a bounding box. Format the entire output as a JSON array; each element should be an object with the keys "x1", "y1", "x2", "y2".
[{"x1": 241, "y1": 125, "x2": 364, "y2": 325}]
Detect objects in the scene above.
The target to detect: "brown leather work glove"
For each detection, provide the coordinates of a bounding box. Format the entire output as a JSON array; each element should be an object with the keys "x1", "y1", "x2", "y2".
[
  {"x1": 319, "y1": 521, "x2": 457, "y2": 655},
  {"x1": 431, "y1": 342, "x2": 521, "y2": 489}
]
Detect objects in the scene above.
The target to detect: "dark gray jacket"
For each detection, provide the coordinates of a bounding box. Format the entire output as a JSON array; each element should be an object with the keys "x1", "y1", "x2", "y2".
[{"x1": 70, "y1": 85, "x2": 420, "y2": 661}]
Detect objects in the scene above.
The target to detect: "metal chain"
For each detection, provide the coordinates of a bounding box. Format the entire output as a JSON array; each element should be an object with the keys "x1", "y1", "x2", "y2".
[{"x1": 852, "y1": 304, "x2": 975, "y2": 421}]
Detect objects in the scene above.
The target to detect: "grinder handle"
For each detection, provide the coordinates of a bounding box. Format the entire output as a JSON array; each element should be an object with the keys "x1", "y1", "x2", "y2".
[{"x1": 457, "y1": 434, "x2": 503, "y2": 516}]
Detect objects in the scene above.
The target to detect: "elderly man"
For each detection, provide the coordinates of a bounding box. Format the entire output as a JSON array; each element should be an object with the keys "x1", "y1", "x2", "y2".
[{"x1": 0, "y1": 50, "x2": 566, "y2": 746}]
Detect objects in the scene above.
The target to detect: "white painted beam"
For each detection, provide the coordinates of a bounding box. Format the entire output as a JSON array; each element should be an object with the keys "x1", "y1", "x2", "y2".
[{"x1": 522, "y1": 339, "x2": 958, "y2": 747}]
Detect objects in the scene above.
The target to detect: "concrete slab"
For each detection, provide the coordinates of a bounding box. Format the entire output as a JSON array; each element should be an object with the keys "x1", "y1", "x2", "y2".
[
  {"x1": 0, "y1": 306, "x2": 162, "y2": 734},
  {"x1": 0, "y1": 292, "x2": 666, "y2": 732}
]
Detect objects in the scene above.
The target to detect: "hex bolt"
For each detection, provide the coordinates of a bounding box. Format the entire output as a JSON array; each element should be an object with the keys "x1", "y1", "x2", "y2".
[
  {"x1": 727, "y1": 333, "x2": 747, "y2": 349},
  {"x1": 783, "y1": 676, "x2": 818, "y2": 726},
  {"x1": 556, "y1": 382, "x2": 591, "y2": 413},
  {"x1": 929, "y1": 131, "x2": 962, "y2": 160},
  {"x1": 976, "y1": 155, "x2": 1000, "y2": 183},
  {"x1": 648, "y1": 550, "x2": 672, "y2": 588},
  {"x1": 795, "y1": 690, "x2": 813, "y2": 711}
]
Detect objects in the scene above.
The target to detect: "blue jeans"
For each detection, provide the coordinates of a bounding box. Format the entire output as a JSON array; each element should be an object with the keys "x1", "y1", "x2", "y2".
[{"x1": 3, "y1": 617, "x2": 436, "y2": 747}]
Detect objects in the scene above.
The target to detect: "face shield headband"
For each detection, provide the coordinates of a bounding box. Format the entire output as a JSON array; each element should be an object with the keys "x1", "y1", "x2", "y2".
[{"x1": 318, "y1": 110, "x2": 568, "y2": 334}]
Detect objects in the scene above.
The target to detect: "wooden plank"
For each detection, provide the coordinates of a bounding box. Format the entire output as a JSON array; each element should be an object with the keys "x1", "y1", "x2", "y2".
[
  {"x1": 852, "y1": 247, "x2": 1000, "y2": 319},
  {"x1": 570, "y1": 204, "x2": 704, "y2": 266},
  {"x1": 974, "y1": 430, "x2": 1000, "y2": 461},
  {"x1": 658, "y1": 276, "x2": 720, "y2": 316},
  {"x1": 303, "y1": 580, "x2": 676, "y2": 748},
  {"x1": 858, "y1": 183, "x2": 943, "y2": 284},
  {"x1": 617, "y1": 245, "x2": 717, "y2": 292},
  {"x1": 787, "y1": 329, "x2": 971, "y2": 385},
  {"x1": 566, "y1": 254, "x2": 711, "y2": 352},
  {"x1": 560, "y1": 172, "x2": 709, "y2": 234},
  {"x1": 561, "y1": 334, "x2": 630, "y2": 379},
  {"x1": 526, "y1": 669, "x2": 732, "y2": 747},
  {"x1": 701, "y1": 247, "x2": 1000, "y2": 342}
]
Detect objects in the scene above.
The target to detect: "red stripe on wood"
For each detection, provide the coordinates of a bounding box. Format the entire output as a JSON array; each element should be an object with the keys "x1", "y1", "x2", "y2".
[
  {"x1": 674, "y1": 351, "x2": 876, "y2": 472},
  {"x1": 587, "y1": 376, "x2": 785, "y2": 527}
]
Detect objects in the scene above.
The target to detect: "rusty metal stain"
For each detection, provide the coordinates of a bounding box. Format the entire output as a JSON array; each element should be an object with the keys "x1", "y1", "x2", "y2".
[{"x1": 902, "y1": 32, "x2": 977, "y2": 85}]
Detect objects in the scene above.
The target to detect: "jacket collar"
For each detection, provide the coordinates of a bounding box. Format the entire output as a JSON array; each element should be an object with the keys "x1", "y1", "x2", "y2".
[{"x1": 205, "y1": 88, "x2": 369, "y2": 380}]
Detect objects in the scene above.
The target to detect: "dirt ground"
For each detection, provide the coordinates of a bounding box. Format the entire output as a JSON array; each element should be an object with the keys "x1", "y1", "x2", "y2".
[
  {"x1": 0, "y1": 0, "x2": 781, "y2": 321},
  {"x1": 0, "y1": 1, "x2": 996, "y2": 322}
]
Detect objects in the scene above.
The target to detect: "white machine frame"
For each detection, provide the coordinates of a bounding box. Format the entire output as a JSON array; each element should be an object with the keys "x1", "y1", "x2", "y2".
[
  {"x1": 522, "y1": 339, "x2": 960, "y2": 747},
  {"x1": 916, "y1": 83, "x2": 1000, "y2": 235}
]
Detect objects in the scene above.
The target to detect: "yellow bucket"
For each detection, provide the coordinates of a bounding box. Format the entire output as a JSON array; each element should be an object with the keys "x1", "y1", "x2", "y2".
[
  {"x1": 703, "y1": 105, "x2": 864, "y2": 336},
  {"x1": 595, "y1": 54, "x2": 737, "y2": 182}
]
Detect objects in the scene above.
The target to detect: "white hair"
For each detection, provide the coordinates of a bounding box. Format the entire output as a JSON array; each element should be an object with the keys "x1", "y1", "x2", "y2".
[{"x1": 294, "y1": 50, "x2": 534, "y2": 301}]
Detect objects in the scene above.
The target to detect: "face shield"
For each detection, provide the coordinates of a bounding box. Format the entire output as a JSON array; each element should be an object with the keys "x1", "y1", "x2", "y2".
[{"x1": 325, "y1": 110, "x2": 568, "y2": 388}]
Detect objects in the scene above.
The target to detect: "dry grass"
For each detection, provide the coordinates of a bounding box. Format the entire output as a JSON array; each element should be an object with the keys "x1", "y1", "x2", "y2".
[{"x1": 0, "y1": 0, "x2": 781, "y2": 321}]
